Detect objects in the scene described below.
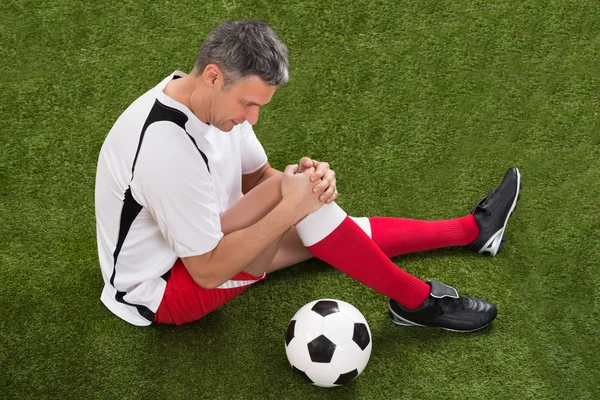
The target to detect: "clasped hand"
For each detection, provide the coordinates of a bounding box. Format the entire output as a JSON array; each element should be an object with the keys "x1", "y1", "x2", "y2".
[
  {"x1": 281, "y1": 157, "x2": 338, "y2": 219},
  {"x1": 297, "y1": 156, "x2": 338, "y2": 204}
]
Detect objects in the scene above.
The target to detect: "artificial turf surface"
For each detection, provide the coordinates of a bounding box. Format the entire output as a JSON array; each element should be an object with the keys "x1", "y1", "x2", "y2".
[{"x1": 1, "y1": 0, "x2": 598, "y2": 398}]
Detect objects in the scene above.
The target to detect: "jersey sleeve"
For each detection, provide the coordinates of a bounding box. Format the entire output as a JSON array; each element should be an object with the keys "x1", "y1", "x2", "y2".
[
  {"x1": 239, "y1": 122, "x2": 268, "y2": 174},
  {"x1": 133, "y1": 122, "x2": 224, "y2": 258}
]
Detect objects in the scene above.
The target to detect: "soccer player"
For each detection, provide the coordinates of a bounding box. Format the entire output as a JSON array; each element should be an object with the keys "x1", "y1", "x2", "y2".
[{"x1": 95, "y1": 20, "x2": 521, "y2": 332}]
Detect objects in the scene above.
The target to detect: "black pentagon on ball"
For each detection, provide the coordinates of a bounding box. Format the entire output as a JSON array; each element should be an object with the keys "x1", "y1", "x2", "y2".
[
  {"x1": 352, "y1": 323, "x2": 371, "y2": 350},
  {"x1": 286, "y1": 320, "x2": 296, "y2": 346},
  {"x1": 333, "y1": 369, "x2": 359, "y2": 385},
  {"x1": 311, "y1": 300, "x2": 340, "y2": 317},
  {"x1": 307, "y1": 334, "x2": 336, "y2": 363},
  {"x1": 292, "y1": 366, "x2": 313, "y2": 383}
]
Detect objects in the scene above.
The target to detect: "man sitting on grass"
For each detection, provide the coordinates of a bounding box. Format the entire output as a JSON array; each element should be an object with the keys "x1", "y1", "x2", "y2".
[{"x1": 95, "y1": 20, "x2": 521, "y2": 331}]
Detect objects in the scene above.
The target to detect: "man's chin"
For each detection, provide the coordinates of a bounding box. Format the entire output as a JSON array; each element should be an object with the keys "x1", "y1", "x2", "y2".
[{"x1": 215, "y1": 121, "x2": 235, "y2": 132}]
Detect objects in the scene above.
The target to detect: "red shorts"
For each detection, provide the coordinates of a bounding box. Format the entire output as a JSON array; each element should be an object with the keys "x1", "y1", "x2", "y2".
[{"x1": 153, "y1": 259, "x2": 266, "y2": 325}]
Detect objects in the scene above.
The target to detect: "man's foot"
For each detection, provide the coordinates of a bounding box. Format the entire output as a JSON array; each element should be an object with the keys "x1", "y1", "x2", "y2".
[
  {"x1": 388, "y1": 281, "x2": 497, "y2": 332},
  {"x1": 468, "y1": 167, "x2": 522, "y2": 256}
]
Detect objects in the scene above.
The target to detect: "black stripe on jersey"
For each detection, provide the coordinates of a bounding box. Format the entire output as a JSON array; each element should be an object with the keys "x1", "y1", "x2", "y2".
[
  {"x1": 161, "y1": 269, "x2": 171, "y2": 281},
  {"x1": 110, "y1": 98, "x2": 209, "y2": 322},
  {"x1": 131, "y1": 100, "x2": 188, "y2": 178},
  {"x1": 185, "y1": 133, "x2": 210, "y2": 173},
  {"x1": 110, "y1": 187, "x2": 143, "y2": 287},
  {"x1": 148, "y1": 100, "x2": 210, "y2": 173},
  {"x1": 115, "y1": 290, "x2": 156, "y2": 321}
]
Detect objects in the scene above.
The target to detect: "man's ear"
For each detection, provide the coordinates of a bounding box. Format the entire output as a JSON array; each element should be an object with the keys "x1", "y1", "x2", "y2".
[{"x1": 202, "y1": 64, "x2": 222, "y2": 88}]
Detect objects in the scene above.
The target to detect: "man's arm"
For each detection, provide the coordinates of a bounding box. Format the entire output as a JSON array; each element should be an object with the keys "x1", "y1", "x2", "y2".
[
  {"x1": 241, "y1": 162, "x2": 282, "y2": 194},
  {"x1": 182, "y1": 165, "x2": 322, "y2": 289},
  {"x1": 182, "y1": 198, "x2": 296, "y2": 289}
]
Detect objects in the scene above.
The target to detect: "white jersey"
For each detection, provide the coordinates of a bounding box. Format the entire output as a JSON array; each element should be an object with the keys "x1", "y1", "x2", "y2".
[{"x1": 95, "y1": 71, "x2": 268, "y2": 325}]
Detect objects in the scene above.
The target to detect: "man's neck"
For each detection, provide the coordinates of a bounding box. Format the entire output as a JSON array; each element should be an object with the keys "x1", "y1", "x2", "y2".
[{"x1": 163, "y1": 74, "x2": 211, "y2": 124}]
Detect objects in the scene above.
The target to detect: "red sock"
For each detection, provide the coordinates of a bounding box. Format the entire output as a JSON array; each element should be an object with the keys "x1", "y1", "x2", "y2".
[
  {"x1": 368, "y1": 215, "x2": 479, "y2": 258},
  {"x1": 302, "y1": 216, "x2": 430, "y2": 309}
]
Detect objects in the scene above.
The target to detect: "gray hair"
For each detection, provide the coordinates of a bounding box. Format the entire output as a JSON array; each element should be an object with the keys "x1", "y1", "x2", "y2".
[{"x1": 194, "y1": 20, "x2": 289, "y2": 86}]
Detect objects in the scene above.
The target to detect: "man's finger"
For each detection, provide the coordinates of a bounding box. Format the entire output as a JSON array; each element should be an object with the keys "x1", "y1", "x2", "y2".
[
  {"x1": 311, "y1": 161, "x2": 329, "y2": 182},
  {"x1": 299, "y1": 157, "x2": 314, "y2": 172},
  {"x1": 326, "y1": 190, "x2": 339, "y2": 204},
  {"x1": 284, "y1": 164, "x2": 299, "y2": 175},
  {"x1": 322, "y1": 170, "x2": 335, "y2": 185},
  {"x1": 329, "y1": 178, "x2": 337, "y2": 193},
  {"x1": 317, "y1": 177, "x2": 336, "y2": 198},
  {"x1": 312, "y1": 161, "x2": 331, "y2": 182},
  {"x1": 319, "y1": 185, "x2": 336, "y2": 202},
  {"x1": 313, "y1": 171, "x2": 335, "y2": 193}
]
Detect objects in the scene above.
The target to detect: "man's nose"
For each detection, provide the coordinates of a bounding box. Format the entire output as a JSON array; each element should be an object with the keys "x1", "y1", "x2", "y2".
[{"x1": 246, "y1": 106, "x2": 260, "y2": 125}]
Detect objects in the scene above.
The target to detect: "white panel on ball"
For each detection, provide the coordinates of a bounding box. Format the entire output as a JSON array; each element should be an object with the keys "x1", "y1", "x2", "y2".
[
  {"x1": 305, "y1": 363, "x2": 342, "y2": 388},
  {"x1": 285, "y1": 338, "x2": 312, "y2": 372},
  {"x1": 338, "y1": 300, "x2": 368, "y2": 323},
  {"x1": 329, "y1": 340, "x2": 364, "y2": 374},
  {"x1": 291, "y1": 300, "x2": 318, "y2": 317},
  {"x1": 356, "y1": 342, "x2": 372, "y2": 374},
  {"x1": 292, "y1": 309, "x2": 324, "y2": 343},
  {"x1": 322, "y1": 312, "x2": 354, "y2": 344}
]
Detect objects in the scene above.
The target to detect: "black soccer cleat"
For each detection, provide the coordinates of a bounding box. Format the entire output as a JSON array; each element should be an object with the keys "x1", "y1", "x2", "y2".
[
  {"x1": 468, "y1": 167, "x2": 522, "y2": 256},
  {"x1": 388, "y1": 281, "x2": 497, "y2": 332}
]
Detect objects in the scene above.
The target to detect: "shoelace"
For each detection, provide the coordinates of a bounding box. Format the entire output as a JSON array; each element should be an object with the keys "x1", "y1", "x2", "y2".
[
  {"x1": 435, "y1": 296, "x2": 468, "y2": 316},
  {"x1": 475, "y1": 188, "x2": 497, "y2": 216}
]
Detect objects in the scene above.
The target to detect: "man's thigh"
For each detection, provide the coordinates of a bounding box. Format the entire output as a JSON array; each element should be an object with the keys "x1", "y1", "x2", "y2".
[
  {"x1": 153, "y1": 259, "x2": 266, "y2": 325},
  {"x1": 266, "y1": 227, "x2": 313, "y2": 274}
]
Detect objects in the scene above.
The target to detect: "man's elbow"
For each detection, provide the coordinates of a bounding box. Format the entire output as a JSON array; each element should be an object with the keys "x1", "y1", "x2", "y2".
[
  {"x1": 181, "y1": 256, "x2": 222, "y2": 290},
  {"x1": 193, "y1": 277, "x2": 220, "y2": 290}
]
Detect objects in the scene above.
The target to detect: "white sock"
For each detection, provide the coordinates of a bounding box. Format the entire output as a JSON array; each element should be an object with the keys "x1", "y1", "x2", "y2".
[
  {"x1": 294, "y1": 203, "x2": 372, "y2": 246},
  {"x1": 294, "y1": 203, "x2": 346, "y2": 246}
]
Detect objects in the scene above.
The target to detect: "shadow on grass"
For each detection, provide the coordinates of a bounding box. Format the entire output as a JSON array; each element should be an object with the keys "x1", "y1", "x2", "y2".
[{"x1": 137, "y1": 247, "x2": 499, "y2": 398}]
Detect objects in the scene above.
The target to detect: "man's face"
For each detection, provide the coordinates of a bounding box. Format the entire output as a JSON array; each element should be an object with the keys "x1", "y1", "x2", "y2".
[{"x1": 209, "y1": 75, "x2": 277, "y2": 132}]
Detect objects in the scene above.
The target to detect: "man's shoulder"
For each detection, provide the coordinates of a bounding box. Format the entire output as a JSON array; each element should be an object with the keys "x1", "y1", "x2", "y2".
[
  {"x1": 141, "y1": 121, "x2": 195, "y2": 160},
  {"x1": 133, "y1": 125, "x2": 212, "y2": 197},
  {"x1": 114, "y1": 71, "x2": 181, "y2": 122}
]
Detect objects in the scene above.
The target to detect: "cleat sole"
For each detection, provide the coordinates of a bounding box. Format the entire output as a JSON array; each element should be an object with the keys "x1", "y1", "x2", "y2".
[
  {"x1": 497, "y1": 241, "x2": 505, "y2": 254},
  {"x1": 388, "y1": 309, "x2": 425, "y2": 327},
  {"x1": 440, "y1": 323, "x2": 492, "y2": 333}
]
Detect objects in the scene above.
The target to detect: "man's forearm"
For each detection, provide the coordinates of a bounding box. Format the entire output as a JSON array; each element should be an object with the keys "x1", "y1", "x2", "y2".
[
  {"x1": 257, "y1": 167, "x2": 282, "y2": 185},
  {"x1": 199, "y1": 197, "x2": 297, "y2": 287}
]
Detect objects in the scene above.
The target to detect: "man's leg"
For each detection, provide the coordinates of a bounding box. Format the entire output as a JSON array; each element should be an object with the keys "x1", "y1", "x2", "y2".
[
  {"x1": 222, "y1": 169, "x2": 521, "y2": 274},
  {"x1": 293, "y1": 203, "x2": 497, "y2": 331},
  {"x1": 288, "y1": 167, "x2": 522, "y2": 332},
  {"x1": 221, "y1": 179, "x2": 476, "y2": 276},
  {"x1": 220, "y1": 174, "x2": 485, "y2": 277},
  {"x1": 221, "y1": 175, "x2": 432, "y2": 309},
  {"x1": 350, "y1": 215, "x2": 479, "y2": 258},
  {"x1": 351, "y1": 167, "x2": 522, "y2": 258},
  {"x1": 155, "y1": 168, "x2": 517, "y2": 327},
  {"x1": 263, "y1": 215, "x2": 478, "y2": 273},
  {"x1": 219, "y1": 169, "x2": 520, "y2": 331}
]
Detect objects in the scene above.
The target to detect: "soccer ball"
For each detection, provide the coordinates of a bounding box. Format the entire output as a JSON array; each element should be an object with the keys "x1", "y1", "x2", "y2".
[{"x1": 285, "y1": 299, "x2": 372, "y2": 388}]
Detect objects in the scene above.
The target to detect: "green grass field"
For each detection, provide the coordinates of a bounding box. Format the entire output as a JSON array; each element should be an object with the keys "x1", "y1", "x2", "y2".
[{"x1": 1, "y1": 0, "x2": 599, "y2": 398}]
